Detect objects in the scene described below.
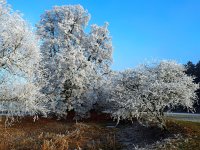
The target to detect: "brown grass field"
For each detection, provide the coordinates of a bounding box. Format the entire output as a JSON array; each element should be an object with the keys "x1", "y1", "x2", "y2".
[
  {"x1": 0, "y1": 115, "x2": 199, "y2": 150},
  {"x1": 161, "y1": 119, "x2": 200, "y2": 150},
  {"x1": 0, "y1": 116, "x2": 122, "y2": 150}
]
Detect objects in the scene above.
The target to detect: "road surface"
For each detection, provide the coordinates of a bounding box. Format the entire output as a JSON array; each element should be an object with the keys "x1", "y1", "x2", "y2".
[{"x1": 165, "y1": 112, "x2": 200, "y2": 122}]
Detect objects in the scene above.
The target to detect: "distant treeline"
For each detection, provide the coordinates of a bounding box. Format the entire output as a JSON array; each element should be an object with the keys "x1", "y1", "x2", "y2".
[{"x1": 174, "y1": 61, "x2": 200, "y2": 113}]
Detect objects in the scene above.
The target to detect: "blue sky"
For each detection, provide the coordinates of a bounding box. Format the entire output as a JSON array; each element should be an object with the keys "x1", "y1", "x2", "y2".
[{"x1": 7, "y1": 0, "x2": 200, "y2": 70}]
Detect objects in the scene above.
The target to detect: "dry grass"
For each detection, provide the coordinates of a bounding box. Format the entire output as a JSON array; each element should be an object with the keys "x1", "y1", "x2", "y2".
[
  {"x1": 0, "y1": 116, "x2": 199, "y2": 150},
  {"x1": 155, "y1": 119, "x2": 200, "y2": 150},
  {"x1": 0, "y1": 117, "x2": 121, "y2": 150}
]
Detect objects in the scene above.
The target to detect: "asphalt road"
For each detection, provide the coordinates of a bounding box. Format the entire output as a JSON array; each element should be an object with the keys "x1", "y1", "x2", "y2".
[{"x1": 165, "y1": 112, "x2": 200, "y2": 122}]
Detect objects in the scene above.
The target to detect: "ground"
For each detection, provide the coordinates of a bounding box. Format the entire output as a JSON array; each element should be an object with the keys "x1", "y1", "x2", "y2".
[{"x1": 0, "y1": 115, "x2": 199, "y2": 150}]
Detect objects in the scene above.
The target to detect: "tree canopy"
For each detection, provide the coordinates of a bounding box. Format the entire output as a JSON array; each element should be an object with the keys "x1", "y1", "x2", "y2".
[{"x1": 0, "y1": 0, "x2": 198, "y2": 129}]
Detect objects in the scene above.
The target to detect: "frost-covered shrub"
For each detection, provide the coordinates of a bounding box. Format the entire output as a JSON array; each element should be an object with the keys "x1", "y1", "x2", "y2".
[
  {"x1": 109, "y1": 60, "x2": 198, "y2": 128},
  {"x1": 0, "y1": 80, "x2": 47, "y2": 117}
]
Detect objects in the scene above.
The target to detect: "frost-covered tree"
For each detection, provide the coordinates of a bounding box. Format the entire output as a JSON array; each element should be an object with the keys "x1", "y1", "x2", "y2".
[
  {"x1": 84, "y1": 23, "x2": 113, "y2": 76},
  {"x1": 37, "y1": 5, "x2": 113, "y2": 118},
  {"x1": 0, "y1": 0, "x2": 47, "y2": 118},
  {"x1": 109, "y1": 61, "x2": 198, "y2": 129}
]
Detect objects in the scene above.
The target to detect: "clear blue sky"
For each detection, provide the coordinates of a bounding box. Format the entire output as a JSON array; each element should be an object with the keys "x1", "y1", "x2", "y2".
[{"x1": 7, "y1": 0, "x2": 200, "y2": 70}]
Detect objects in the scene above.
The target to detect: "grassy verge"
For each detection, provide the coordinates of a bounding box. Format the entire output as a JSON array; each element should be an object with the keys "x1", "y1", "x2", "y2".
[
  {"x1": 158, "y1": 119, "x2": 200, "y2": 150},
  {"x1": 0, "y1": 117, "x2": 122, "y2": 150},
  {"x1": 0, "y1": 117, "x2": 199, "y2": 150}
]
